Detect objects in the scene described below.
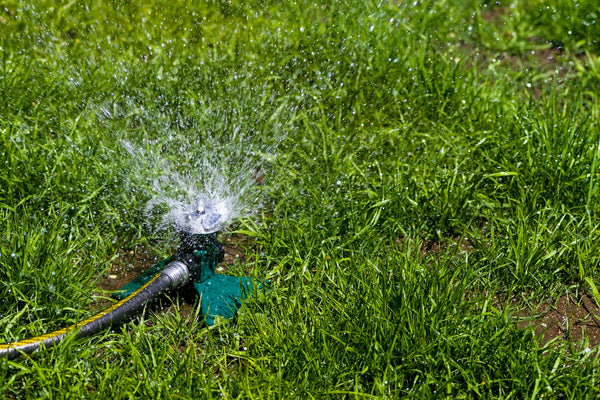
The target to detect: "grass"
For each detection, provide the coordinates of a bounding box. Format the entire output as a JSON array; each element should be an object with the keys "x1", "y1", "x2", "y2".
[{"x1": 2, "y1": 0, "x2": 600, "y2": 398}]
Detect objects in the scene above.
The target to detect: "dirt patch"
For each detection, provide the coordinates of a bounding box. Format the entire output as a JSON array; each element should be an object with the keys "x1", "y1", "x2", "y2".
[
  {"x1": 394, "y1": 235, "x2": 476, "y2": 258},
  {"x1": 97, "y1": 245, "x2": 166, "y2": 293},
  {"x1": 420, "y1": 235, "x2": 475, "y2": 256},
  {"x1": 518, "y1": 293, "x2": 600, "y2": 348},
  {"x1": 412, "y1": 234, "x2": 600, "y2": 349},
  {"x1": 220, "y1": 232, "x2": 255, "y2": 271},
  {"x1": 471, "y1": 4, "x2": 595, "y2": 100}
]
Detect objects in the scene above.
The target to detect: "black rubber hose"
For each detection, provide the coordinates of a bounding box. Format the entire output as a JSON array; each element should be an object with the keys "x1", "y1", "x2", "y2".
[{"x1": 0, "y1": 261, "x2": 189, "y2": 360}]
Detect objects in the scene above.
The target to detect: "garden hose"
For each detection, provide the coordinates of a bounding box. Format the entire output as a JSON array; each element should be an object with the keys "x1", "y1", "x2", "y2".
[
  {"x1": 0, "y1": 261, "x2": 190, "y2": 360},
  {"x1": 1, "y1": 231, "x2": 260, "y2": 360}
]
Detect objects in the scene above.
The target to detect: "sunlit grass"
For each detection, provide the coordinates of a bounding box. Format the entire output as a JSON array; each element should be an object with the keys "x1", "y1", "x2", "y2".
[{"x1": 2, "y1": 0, "x2": 600, "y2": 398}]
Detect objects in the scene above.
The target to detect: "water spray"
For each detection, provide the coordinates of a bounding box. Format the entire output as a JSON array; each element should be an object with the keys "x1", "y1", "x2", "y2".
[{"x1": 0, "y1": 204, "x2": 260, "y2": 360}]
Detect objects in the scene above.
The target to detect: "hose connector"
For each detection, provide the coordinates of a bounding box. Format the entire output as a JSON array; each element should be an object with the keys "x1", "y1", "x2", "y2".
[{"x1": 161, "y1": 260, "x2": 190, "y2": 289}]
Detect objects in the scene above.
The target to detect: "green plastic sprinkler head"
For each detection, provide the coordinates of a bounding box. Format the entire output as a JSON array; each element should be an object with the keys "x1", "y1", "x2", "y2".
[{"x1": 114, "y1": 231, "x2": 258, "y2": 325}]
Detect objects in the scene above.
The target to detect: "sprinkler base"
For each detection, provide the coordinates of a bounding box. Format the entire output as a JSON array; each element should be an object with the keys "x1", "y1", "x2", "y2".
[
  {"x1": 113, "y1": 233, "x2": 261, "y2": 326},
  {"x1": 194, "y1": 275, "x2": 258, "y2": 326},
  {"x1": 116, "y1": 268, "x2": 258, "y2": 326}
]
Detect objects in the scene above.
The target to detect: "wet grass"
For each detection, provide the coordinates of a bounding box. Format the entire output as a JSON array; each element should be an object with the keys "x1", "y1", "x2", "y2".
[{"x1": 2, "y1": 0, "x2": 600, "y2": 398}]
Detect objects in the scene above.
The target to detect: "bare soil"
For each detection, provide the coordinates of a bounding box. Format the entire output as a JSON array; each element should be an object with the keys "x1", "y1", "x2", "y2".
[
  {"x1": 420, "y1": 236, "x2": 600, "y2": 348},
  {"x1": 518, "y1": 294, "x2": 600, "y2": 348}
]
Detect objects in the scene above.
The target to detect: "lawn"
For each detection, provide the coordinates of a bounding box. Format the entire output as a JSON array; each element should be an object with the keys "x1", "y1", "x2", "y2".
[{"x1": 2, "y1": 0, "x2": 600, "y2": 398}]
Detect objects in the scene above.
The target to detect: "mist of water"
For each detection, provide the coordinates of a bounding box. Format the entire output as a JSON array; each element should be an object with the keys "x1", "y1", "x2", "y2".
[{"x1": 121, "y1": 126, "x2": 276, "y2": 235}]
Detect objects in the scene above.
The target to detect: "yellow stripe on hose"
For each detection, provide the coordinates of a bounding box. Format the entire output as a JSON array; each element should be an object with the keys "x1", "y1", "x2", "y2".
[{"x1": 0, "y1": 273, "x2": 162, "y2": 351}]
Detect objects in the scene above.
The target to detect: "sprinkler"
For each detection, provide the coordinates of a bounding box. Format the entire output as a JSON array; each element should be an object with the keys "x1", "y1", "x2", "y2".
[
  {"x1": 114, "y1": 230, "x2": 257, "y2": 325},
  {"x1": 0, "y1": 208, "x2": 260, "y2": 360}
]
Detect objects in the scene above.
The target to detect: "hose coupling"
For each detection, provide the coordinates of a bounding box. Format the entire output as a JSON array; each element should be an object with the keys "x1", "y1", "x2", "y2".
[{"x1": 162, "y1": 260, "x2": 191, "y2": 290}]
